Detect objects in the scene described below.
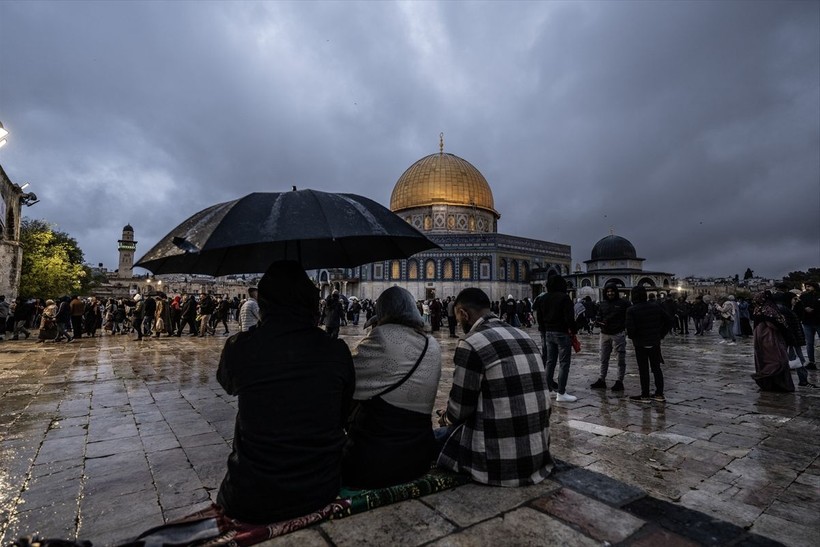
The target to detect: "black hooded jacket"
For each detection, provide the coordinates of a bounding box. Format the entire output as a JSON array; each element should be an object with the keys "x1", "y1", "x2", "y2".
[
  {"x1": 534, "y1": 276, "x2": 576, "y2": 334},
  {"x1": 596, "y1": 282, "x2": 630, "y2": 335}
]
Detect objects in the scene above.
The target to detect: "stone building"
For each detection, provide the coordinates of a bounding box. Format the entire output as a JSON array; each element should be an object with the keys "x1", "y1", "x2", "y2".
[
  {"x1": 0, "y1": 164, "x2": 36, "y2": 299},
  {"x1": 117, "y1": 224, "x2": 137, "y2": 279},
  {"x1": 319, "y1": 138, "x2": 572, "y2": 302},
  {"x1": 565, "y1": 233, "x2": 674, "y2": 301}
]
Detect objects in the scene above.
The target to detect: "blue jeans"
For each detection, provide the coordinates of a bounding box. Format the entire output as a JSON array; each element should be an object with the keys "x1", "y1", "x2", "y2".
[
  {"x1": 542, "y1": 331, "x2": 572, "y2": 394},
  {"x1": 599, "y1": 332, "x2": 626, "y2": 381},
  {"x1": 803, "y1": 324, "x2": 818, "y2": 364}
]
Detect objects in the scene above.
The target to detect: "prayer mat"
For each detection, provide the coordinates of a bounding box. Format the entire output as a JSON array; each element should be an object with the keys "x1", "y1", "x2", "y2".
[
  {"x1": 335, "y1": 468, "x2": 470, "y2": 518},
  {"x1": 120, "y1": 469, "x2": 469, "y2": 546}
]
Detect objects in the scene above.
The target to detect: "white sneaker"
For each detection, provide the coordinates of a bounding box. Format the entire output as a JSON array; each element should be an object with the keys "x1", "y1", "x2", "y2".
[
  {"x1": 556, "y1": 393, "x2": 578, "y2": 402},
  {"x1": 727, "y1": 341, "x2": 736, "y2": 346},
  {"x1": 718, "y1": 340, "x2": 727, "y2": 344}
]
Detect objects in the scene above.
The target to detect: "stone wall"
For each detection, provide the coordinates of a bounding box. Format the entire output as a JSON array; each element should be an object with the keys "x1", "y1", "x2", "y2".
[{"x1": 0, "y1": 164, "x2": 24, "y2": 299}]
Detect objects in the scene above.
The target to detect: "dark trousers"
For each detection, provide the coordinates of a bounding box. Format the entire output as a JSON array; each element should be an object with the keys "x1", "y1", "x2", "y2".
[
  {"x1": 133, "y1": 316, "x2": 143, "y2": 339},
  {"x1": 182, "y1": 316, "x2": 198, "y2": 335},
  {"x1": 634, "y1": 344, "x2": 664, "y2": 396},
  {"x1": 448, "y1": 315, "x2": 456, "y2": 336},
  {"x1": 678, "y1": 315, "x2": 689, "y2": 334},
  {"x1": 71, "y1": 316, "x2": 84, "y2": 339}
]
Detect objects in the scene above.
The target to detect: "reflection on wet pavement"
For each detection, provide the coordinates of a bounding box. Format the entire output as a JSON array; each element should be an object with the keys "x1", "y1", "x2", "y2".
[{"x1": 0, "y1": 323, "x2": 817, "y2": 546}]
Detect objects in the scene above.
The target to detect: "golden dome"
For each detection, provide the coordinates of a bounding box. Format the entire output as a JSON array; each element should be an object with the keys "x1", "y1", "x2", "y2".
[{"x1": 390, "y1": 151, "x2": 498, "y2": 217}]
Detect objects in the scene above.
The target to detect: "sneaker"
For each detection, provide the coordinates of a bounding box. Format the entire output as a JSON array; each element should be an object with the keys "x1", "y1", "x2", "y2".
[
  {"x1": 718, "y1": 340, "x2": 727, "y2": 344},
  {"x1": 727, "y1": 341, "x2": 736, "y2": 346},
  {"x1": 798, "y1": 382, "x2": 817, "y2": 388},
  {"x1": 629, "y1": 394, "x2": 652, "y2": 403},
  {"x1": 612, "y1": 380, "x2": 625, "y2": 392},
  {"x1": 806, "y1": 362, "x2": 817, "y2": 370},
  {"x1": 590, "y1": 378, "x2": 607, "y2": 389},
  {"x1": 651, "y1": 393, "x2": 666, "y2": 402},
  {"x1": 555, "y1": 393, "x2": 578, "y2": 402}
]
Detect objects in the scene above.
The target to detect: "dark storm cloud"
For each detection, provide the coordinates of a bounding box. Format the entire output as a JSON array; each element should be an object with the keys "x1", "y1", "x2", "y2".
[{"x1": 0, "y1": 1, "x2": 817, "y2": 279}]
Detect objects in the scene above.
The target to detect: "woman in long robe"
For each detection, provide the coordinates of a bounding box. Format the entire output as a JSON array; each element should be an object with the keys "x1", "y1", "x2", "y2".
[{"x1": 751, "y1": 291, "x2": 794, "y2": 392}]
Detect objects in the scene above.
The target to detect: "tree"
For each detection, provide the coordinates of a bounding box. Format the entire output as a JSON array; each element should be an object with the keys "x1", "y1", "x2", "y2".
[
  {"x1": 19, "y1": 218, "x2": 87, "y2": 298},
  {"x1": 783, "y1": 268, "x2": 820, "y2": 287},
  {"x1": 743, "y1": 268, "x2": 754, "y2": 280}
]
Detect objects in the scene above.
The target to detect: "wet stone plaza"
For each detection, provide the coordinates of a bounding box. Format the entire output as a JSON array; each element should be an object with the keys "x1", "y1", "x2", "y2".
[{"x1": 0, "y1": 323, "x2": 818, "y2": 546}]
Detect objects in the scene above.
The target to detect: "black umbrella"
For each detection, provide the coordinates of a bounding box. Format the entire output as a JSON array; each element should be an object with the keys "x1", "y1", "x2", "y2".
[{"x1": 134, "y1": 189, "x2": 438, "y2": 276}]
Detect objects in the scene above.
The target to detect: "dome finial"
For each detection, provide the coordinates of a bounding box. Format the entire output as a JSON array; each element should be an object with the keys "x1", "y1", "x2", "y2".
[
  {"x1": 609, "y1": 226, "x2": 615, "y2": 236},
  {"x1": 439, "y1": 132, "x2": 444, "y2": 155}
]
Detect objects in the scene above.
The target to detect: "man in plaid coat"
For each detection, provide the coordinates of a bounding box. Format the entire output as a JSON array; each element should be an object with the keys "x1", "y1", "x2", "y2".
[{"x1": 436, "y1": 288, "x2": 553, "y2": 486}]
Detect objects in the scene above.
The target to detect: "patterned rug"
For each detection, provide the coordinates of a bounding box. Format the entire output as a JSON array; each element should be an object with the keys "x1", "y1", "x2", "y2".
[{"x1": 120, "y1": 469, "x2": 469, "y2": 546}]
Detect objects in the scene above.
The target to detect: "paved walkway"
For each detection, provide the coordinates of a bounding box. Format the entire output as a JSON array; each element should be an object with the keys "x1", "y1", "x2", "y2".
[{"x1": 0, "y1": 323, "x2": 817, "y2": 546}]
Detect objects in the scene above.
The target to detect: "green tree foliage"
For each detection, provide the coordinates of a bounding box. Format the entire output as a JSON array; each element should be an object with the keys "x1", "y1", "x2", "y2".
[
  {"x1": 783, "y1": 268, "x2": 820, "y2": 288},
  {"x1": 743, "y1": 268, "x2": 754, "y2": 279},
  {"x1": 19, "y1": 218, "x2": 87, "y2": 298}
]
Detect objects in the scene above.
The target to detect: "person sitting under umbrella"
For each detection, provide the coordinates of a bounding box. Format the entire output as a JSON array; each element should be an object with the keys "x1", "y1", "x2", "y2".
[
  {"x1": 216, "y1": 260, "x2": 355, "y2": 523},
  {"x1": 342, "y1": 286, "x2": 442, "y2": 489}
]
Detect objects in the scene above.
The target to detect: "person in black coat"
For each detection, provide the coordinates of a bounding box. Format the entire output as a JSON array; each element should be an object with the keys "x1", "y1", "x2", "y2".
[
  {"x1": 216, "y1": 260, "x2": 354, "y2": 524},
  {"x1": 533, "y1": 275, "x2": 578, "y2": 402},
  {"x1": 626, "y1": 286, "x2": 673, "y2": 403}
]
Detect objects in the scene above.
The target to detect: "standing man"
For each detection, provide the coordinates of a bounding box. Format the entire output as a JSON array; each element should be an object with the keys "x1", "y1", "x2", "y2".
[
  {"x1": 796, "y1": 282, "x2": 819, "y2": 370},
  {"x1": 436, "y1": 287, "x2": 552, "y2": 486},
  {"x1": 430, "y1": 298, "x2": 442, "y2": 332},
  {"x1": 238, "y1": 287, "x2": 260, "y2": 332},
  {"x1": 590, "y1": 282, "x2": 630, "y2": 392},
  {"x1": 324, "y1": 290, "x2": 343, "y2": 339},
  {"x1": 70, "y1": 295, "x2": 85, "y2": 340},
  {"x1": 198, "y1": 292, "x2": 215, "y2": 337},
  {"x1": 533, "y1": 275, "x2": 578, "y2": 403},
  {"x1": 131, "y1": 294, "x2": 144, "y2": 341},
  {"x1": 12, "y1": 297, "x2": 32, "y2": 340},
  {"x1": 626, "y1": 286, "x2": 674, "y2": 403},
  {"x1": 180, "y1": 293, "x2": 198, "y2": 336},
  {"x1": 446, "y1": 296, "x2": 457, "y2": 338},
  {"x1": 691, "y1": 295, "x2": 708, "y2": 336},
  {"x1": 142, "y1": 293, "x2": 156, "y2": 337}
]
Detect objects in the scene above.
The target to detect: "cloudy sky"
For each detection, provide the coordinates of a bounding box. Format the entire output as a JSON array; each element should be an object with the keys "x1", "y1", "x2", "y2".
[{"x1": 1, "y1": 0, "x2": 817, "y2": 280}]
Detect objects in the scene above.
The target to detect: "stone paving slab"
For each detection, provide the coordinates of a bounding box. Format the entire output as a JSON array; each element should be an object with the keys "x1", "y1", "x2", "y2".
[{"x1": 0, "y1": 323, "x2": 817, "y2": 546}]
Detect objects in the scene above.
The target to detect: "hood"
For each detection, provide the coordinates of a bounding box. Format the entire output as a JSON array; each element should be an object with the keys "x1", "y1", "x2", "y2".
[
  {"x1": 603, "y1": 281, "x2": 620, "y2": 300},
  {"x1": 546, "y1": 275, "x2": 567, "y2": 293}
]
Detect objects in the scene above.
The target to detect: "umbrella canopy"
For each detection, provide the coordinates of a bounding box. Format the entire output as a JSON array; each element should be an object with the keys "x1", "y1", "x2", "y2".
[{"x1": 134, "y1": 189, "x2": 438, "y2": 276}]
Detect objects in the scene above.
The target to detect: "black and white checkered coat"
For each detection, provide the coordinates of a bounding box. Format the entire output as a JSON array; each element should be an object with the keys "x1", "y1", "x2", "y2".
[{"x1": 437, "y1": 314, "x2": 553, "y2": 486}]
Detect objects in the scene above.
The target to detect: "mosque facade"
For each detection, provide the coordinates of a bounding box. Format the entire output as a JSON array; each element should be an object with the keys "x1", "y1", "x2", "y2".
[
  {"x1": 320, "y1": 138, "x2": 572, "y2": 302},
  {"x1": 565, "y1": 233, "x2": 675, "y2": 301}
]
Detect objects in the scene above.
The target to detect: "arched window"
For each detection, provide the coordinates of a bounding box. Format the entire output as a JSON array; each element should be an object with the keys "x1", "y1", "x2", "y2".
[
  {"x1": 522, "y1": 262, "x2": 530, "y2": 282},
  {"x1": 510, "y1": 260, "x2": 519, "y2": 282},
  {"x1": 460, "y1": 258, "x2": 472, "y2": 280},
  {"x1": 479, "y1": 258, "x2": 491, "y2": 280},
  {"x1": 581, "y1": 279, "x2": 592, "y2": 287},
  {"x1": 443, "y1": 259, "x2": 454, "y2": 280},
  {"x1": 390, "y1": 260, "x2": 401, "y2": 280},
  {"x1": 499, "y1": 259, "x2": 507, "y2": 281},
  {"x1": 408, "y1": 260, "x2": 419, "y2": 280},
  {"x1": 425, "y1": 259, "x2": 436, "y2": 280}
]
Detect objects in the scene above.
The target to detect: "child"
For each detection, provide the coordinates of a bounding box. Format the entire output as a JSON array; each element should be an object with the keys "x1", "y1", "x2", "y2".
[{"x1": 625, "y1": 286, "x2": 674, "y2": 403}]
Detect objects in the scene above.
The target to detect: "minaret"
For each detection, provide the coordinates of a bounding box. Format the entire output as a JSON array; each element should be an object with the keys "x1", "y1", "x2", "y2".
[{"x1": 117, "y1": 224, "x2": 137, "y2": 278}]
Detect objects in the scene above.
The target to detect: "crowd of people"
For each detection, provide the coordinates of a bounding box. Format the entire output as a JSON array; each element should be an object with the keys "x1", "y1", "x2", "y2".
[
  {"x1": 2, "y1": 270, "x2": 817, "y2": 527},
  {"x1": 0, "y1": 291, "x2": 254, "y2": 343}
]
